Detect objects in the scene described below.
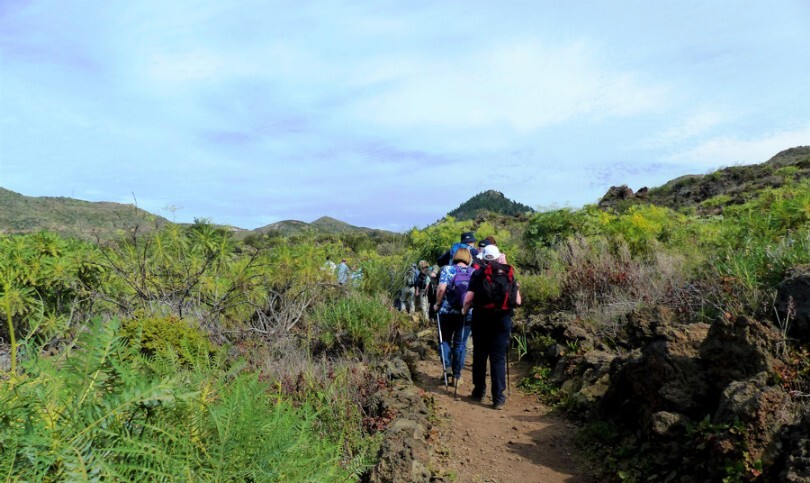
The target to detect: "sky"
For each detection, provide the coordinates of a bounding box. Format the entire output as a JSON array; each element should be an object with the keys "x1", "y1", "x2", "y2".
[{"x1": 1, "y1": 1, "x2": 809, "y2": 231}]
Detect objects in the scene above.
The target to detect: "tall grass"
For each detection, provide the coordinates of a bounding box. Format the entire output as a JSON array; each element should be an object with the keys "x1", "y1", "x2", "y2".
[{"x1": 311, "y1": 292, "x2": 408, "y2": 356}]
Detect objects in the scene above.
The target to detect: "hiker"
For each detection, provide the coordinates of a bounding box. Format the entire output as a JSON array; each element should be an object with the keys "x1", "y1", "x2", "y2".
[
  {"x1": 437, "y1": 231, "x2": 479, "y2": 267},
  {"x1": 399, "y1": 263, "x2": 418, "y2": 313},
  {"x1": 477, "y1": 236, "x2": 507, "y2": 264},
  {"x1": 322, "y1": 256, "x2": 337, "y2": 275},
  {"x1": 416, "y1": 260, "x2": 432, "y2": 320},
  {"x1": 433, "y1": 247, "x2": 476, "y2": 387},
  {"x1": 462, "y1": 244, "x2": 522, "y2": 410},
  {"x1": 427, "y1": 265, "x2": 439, "y2": 322},
  {"x1": 337, "y1": 259, "x2": 350, "y2": 286},
  {"x1": 350, "y1": 264, "x2": 363, "y2": 287}
]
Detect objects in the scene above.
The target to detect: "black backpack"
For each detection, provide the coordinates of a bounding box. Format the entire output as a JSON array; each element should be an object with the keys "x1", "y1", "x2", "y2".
[{"x1": 480, "y1": 262, "x2": 518, "y2": 311}]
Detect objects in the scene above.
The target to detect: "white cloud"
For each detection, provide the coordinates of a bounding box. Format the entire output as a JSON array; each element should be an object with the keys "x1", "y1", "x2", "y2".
[
  {"x1": 348, "y1": 39, "x2": 670, "y2": 135},
  {"x1": 640, "y1": 108, "x2": 736, "y2": 149},
  {"x1": 670, "y1": 123, "x2": 810, "y2": 168}
]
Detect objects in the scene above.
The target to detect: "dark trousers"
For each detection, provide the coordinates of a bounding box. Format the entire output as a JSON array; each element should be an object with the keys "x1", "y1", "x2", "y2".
[{"x1": 471, "y1": 311, "x2": 512, "y2": 405}]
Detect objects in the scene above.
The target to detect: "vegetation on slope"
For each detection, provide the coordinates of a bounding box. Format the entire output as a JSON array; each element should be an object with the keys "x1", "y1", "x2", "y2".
[
  {"x1": 447, "y1": 189, "x2": 534, "y2": 221},
  {"x1": 2, "y1": 147, "x2": 810, "y2": 480},
  {"x1": 0, "y1": 187, "x2": 170, "y2": 241}
]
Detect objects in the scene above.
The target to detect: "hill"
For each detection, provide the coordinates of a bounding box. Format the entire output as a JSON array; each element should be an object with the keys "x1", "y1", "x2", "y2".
[
  {"x1": 447, "y1": 190, "x2": 534, "y2": 221},
  {"x1": 252, "y1": 216, "x2": 389, "y2": 237},
  {"x1": 251, "y1": 219, "x2": 312, "y2": 237},
  {"x1": 598, "y1": 146, "x2": 810, "y2": 213},
  {"x1": 0, "y1": 187, "x2": 171, "y2": 241}
]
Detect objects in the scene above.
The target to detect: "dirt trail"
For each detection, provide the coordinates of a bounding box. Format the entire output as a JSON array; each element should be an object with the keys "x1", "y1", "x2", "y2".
[{"x1": 414, "y1": 357, "x2": 594, "y2": 483}]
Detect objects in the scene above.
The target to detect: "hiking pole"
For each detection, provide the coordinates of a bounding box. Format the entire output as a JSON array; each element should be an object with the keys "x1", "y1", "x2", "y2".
[
  {"x1": 506, "y1": 338, "x2": 511, "y2": 397},
  {"x1": 436, "y1": 313, "x2": 449, "y2": 390}
]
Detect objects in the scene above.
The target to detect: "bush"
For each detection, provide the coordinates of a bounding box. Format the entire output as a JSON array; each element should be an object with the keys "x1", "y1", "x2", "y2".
[
  {"x1": 121, "y1": 315, "x2": 213, "y2": 364},
  {"x1": 518, "y1": 273, "x2": 562, "y2": 310},
  {"x1": 525, "y1": 208, "x2": 586, "y2": 248},
  {"x1": 557, "y1": 236, "x2": 694, "y2": 328},
  {"x1": 0, "y1": 318, "x2": 353, "y2": 481},
  {"x1": 311, "y1": 292, "x2": 407, "y2": 356}
]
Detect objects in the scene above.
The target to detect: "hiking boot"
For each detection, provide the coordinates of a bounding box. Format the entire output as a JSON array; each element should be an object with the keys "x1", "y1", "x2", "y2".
[
  {"x1": 493, "y1": 401, "x2": 505, "y2": 410},
  {"x1": 470, "y1": 392, "x2": 484, "y2": 403}
]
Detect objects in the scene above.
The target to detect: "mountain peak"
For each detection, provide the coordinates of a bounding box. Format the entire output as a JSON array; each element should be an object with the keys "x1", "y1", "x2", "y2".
[{"x1": 447, "y1": 190, "x2": 534, "y2": 221}]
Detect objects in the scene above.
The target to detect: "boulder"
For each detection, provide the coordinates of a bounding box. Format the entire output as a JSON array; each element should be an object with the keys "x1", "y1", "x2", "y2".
[
  {"x1": 699, "y1": 316, "x2": 780, "y2": 400},
  {"x1": 527, "y1": 312, "x2": 577, "y2": 340},
  {"x1": 563, "y1": 324, "x2": 589, "y2": 343},
  {"x1": 601, "y1": 323, "x2": 710, "y2": 424},
  {"x1": 377, "y1": 357, "x2": 412, "y2": 384},
  {"x1": 649, "y1": 411, "x2": 690, "y2": 438},
  {"x1": 575, "y1": 373, "x2": 610, "y2": 406},
  {"x1": 369, "y1": 419, "x2": 431, "y2": 483},
  {"x1": 621, "y1": 306, "x2": 676, "y2": 349},
  {"x1": 598, "y1": 185, "x2": 635, "y2": 208},
  {"x1": 714, "y1": 372, "x2": 798, "y2": 465},
  {"x1": 779, "y1": 414, "x2": 810, "y2": 482},
  {"x1": 775, "y1": 264, "x2": 810, "y2": 340}
]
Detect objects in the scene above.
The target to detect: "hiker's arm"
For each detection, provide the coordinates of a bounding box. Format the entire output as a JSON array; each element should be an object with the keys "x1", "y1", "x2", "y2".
[
  {"x1": 433, "y1": 283, "x2": 447, "y2": 310},
  {"x1": 461, "y1": 290, "x2": 474, "y2": 316}
]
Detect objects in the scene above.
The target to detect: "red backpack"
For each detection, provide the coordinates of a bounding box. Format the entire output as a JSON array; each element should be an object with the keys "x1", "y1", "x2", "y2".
[{"x1": 480, "y1": 262, "x2": 518, "y2": 311}]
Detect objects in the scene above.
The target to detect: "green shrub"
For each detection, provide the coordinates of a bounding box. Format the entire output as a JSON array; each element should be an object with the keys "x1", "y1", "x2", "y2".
[
  {"x1": 121, "y1": 315, "x2": 213, "y2": 364},
  {"x1": 525, "y1": 208, "x2": 587, "y2": 248},
  {"x1": 706, "y1": 180, "x2": 810, "y2": 314},
  {"x1": 311, "y1": 292, "x2": 406, "y2": 356},
  {"x1": 701, "y1": 194, "x2": 733, "y2": 208},
  {"x1": 518, "y1": 273, "x2": 562, "y2": 309},
  {"x1": 519, "y1": 365, "x2": 559, "y2": 402},
  {"x1": 0, "y1": 318, "x2": 352, "y2": 481}
]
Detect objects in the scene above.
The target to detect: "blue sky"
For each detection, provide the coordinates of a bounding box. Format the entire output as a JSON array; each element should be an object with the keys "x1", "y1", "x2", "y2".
[{"x1": 1, "y1": 1, "x2": 808, "y2": 231}]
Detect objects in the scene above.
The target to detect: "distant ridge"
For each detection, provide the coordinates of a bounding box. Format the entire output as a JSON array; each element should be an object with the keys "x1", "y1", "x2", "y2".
[
  {"x1": 0, "y1": 186, "x2": 395, "y2": 241},
  {"x1": 447, "y1": 190, "x2": 534, "y2": 221},
  {"x1": 252, "y1": 216, "x2": 389, "y2": 236},
  {"x1": 598, "y1": 146, "x2": 810, "y2": 212},
  {"x1": 0, "y1": 187, "x2": 170, "y2": 241}
]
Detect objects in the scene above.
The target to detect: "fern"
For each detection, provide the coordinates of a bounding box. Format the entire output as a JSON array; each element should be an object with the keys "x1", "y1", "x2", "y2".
[{"x1": 0, "y1": 318, "x2": 351, "y2": 481}]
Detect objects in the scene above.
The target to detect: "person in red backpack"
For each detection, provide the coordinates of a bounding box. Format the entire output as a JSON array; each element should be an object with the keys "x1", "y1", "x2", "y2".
[{"x1": 462, "y1": 245, "x2": 521, "y2": 410}]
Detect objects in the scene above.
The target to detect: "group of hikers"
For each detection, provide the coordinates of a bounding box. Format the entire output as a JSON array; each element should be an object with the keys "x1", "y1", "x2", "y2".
[
  {"x1": 322, "y1": 256, "x2": 363, "y2": 287},
  {"x1": 401, "y1": 231, "x2": 522, "y2": 410}
]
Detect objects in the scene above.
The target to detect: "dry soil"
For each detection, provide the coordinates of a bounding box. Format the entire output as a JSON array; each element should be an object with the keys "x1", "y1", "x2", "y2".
[{"x1": 415, "y1": 357, "x2": 595, "y2": 483}]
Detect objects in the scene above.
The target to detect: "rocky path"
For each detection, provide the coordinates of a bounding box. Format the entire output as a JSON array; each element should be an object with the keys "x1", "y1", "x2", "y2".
[{"x1": 414, "y1": 357, "x2": 594, "y2": 482}]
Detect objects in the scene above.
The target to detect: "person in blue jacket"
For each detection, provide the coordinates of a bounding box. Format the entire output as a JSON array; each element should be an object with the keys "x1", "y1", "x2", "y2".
[{"x1": 437, "y1": 232, "x2": 479, "y2": 267}]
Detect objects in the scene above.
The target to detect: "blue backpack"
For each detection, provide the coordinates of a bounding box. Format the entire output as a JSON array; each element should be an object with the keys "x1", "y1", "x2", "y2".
[{"x1": 445, "y1": 265, "x2": 474, "y2": 310}]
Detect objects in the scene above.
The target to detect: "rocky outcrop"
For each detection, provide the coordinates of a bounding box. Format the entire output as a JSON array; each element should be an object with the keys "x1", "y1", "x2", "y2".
[
  {"x1": 714, "y1": 372, "x2": 798, "y2": 467},
  {"x1": 525, "y1": 301, "x2": 807, "y2": 480},
  {"x1": 598, "y1": 185, "x2": 636, "y2": 208},
  {"x1": 368, "y1": 355, "x2": 434, "y2": 482},
  {"x1": 775, "y1": 264, "x2": 810, "y2": 340},
  {"x1": 601, "y1": 322, "x2": 710, "y2": 423},
  {"x1": 369, "y1": 416, "x2": 432, "y2": 483},
  {"x1": 699, "y1": 315, "x2": 781, "y2": 400},
  {"x1": 777, "y1": 413, "x2": 810, "y2": 482}
]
